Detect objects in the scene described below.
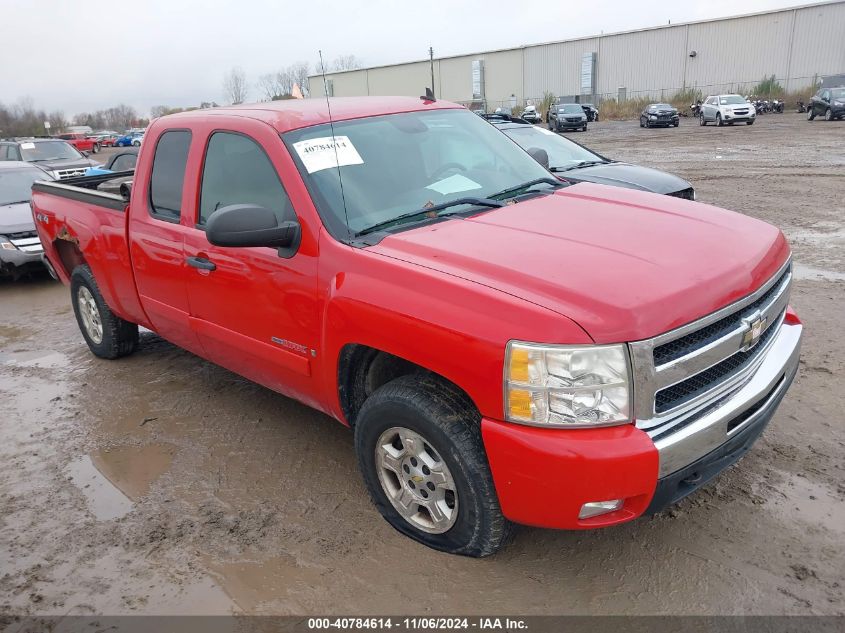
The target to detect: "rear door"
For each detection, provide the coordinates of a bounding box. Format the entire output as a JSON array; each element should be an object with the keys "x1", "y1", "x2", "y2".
[
  {"x1": 181, "y1": 118, "x2": 322, "y2": 405},
  {"x1": 127, "y1": 127, "x2": 203, "y2": 353}
]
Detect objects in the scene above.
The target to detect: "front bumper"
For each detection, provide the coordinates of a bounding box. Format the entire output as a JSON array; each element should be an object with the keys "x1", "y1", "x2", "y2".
[
  {"x1": 1, "y1": 248, "x2": 45, "y2": 276},
  {"x1": 482, "y1": 320, "x2": 802, "y2": 529},
  {"x1": 556, "y1": 120, "x2": 587, "y2": 129}
]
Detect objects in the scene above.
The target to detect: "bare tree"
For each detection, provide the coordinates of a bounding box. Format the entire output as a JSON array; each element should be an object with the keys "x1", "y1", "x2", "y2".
[
  {"x1": 223, "y1": 67, "x2": 248, "y2": 105},
  {"x1": 47, "y1": 110, "x2": 68, "y2": 133},
  {"x1": 289, "y1": 61, "x2": 310, "y2": 96},
  {"x1": 332, "y1": 55, "x2": 361, "y2": 71},
  {"x1": 257, "y1": 71, "x2": 292, "y2": 101}
]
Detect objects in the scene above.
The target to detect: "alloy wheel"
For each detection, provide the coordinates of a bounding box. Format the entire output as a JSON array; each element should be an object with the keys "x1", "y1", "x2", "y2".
[{"x1": 77, "y1": 286, "x2": 103, "y2": 344}]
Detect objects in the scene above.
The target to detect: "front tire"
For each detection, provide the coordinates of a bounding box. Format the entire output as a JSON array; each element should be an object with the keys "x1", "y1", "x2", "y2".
[
  {"x1": 717, "y1": 113, "x2": 724, "y2": 126},
  {"x1": 354, "y1": 374, "x2": 511, "y2": 557},
  {"x1": 132, "y1": 140, "x2": 141, "y2": 147},
  {"x1": 807, "y1": 107, "x2": 815, "y2": 121},
  {"x1": 71, "y1": 265, "x2": 138, "y2": 359},
  {"x1": 92, "y1": 143, "x2": 100, "y2": 154},
  {"x1": 747, "y1": 120, "x2": 754, "y2": 125},
  {"x1": 699, "y1": 113, "x2": 706, "y2": 126}
]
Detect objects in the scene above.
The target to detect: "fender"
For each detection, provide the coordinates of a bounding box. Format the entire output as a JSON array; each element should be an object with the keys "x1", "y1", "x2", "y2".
[{"x1": 316, "y1": 236, "x2": 593, "y2": 423}]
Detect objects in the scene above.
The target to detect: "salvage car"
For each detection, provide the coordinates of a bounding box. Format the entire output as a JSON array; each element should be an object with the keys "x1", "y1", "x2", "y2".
[
  {"x1": 581, "y1": 103, "x2": 599, "y2": 122},
  {"x1": 640, "y1": 103, "x2": 680, "y2": 128},
  {"x1": 0, "y1": 161, "x2": 51, "y2": 278},
  {"x1": 56, "y1": 132, "x2": 100, "y2": 153},
  {"x1": 806, "y1": 86, "x2": 845, "y2": 121},
  {"x1": 699, "y1": 94, "x2": 756, "y2": 126},
  {"x1": 547, "y1": 103, "x2": 588, "y2": 132},
  {"x1": 520, "y1": 105, "x2": 541, "y2": 124},
  {"x1": 0, "y1": 138, "x2": 99, "y2": 179},
  {"x1": 32, "y1": 97, "x2": 802, "y2": 557},
  {"x1": 489, "y1": 117, "x2": 694, "y2": 198}
]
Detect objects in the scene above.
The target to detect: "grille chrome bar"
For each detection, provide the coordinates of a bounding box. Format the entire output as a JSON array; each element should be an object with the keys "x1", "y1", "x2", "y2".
[{"x1": 630, "y1": 258, "x2": 792, "y2": 429}]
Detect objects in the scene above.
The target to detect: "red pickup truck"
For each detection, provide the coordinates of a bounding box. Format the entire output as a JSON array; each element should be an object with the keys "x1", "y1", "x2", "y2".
[
  {"x1": 56, "y1": 133, "x2": 100, "y2": 154},
  {"x1": 31, "y1": 97, "x2": 802, "y2": 556}
]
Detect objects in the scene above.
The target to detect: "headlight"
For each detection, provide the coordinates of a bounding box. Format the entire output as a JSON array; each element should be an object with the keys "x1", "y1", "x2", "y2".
[
  {"x1": 1, "y1": 237, "x2": 16, "y2": 250},
  {"x1": 504, "y1": 342, "x2": 632, "y2": 427},
  {"x1": 835, "y1": 100, "x2": 844, "y2": 106},
  {"x1": 649, "y1": 115, "x2": 657, "y2": 120}
]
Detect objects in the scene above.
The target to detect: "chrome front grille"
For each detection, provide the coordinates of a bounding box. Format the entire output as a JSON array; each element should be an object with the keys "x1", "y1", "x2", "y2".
[
  {"x1": 55, "y1": 168, "x2": 88, "y2": 179},
  {"x1": 629, "y1": 260, "x2": 792, "y2": 430},
  {"x1": 9, "y1": 233, "x2": 43, "y2": 253}
]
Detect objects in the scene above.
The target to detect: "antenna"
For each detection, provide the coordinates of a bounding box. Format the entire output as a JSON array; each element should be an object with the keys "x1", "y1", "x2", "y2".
[{"x1": 319, "y1": 49, "x2": 352, "y2": 242}]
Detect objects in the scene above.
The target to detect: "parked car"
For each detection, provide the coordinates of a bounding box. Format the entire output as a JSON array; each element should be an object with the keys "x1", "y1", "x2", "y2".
[
  {"x1": 547, "y1": 103, "x2": 588, "y2": 132},
  {"x1": 114, "y1": 132, "x2": 144, "y2": 147},
  {"x1": 0, "y1": 138, "x2": 99, "y2": 179},
  {"x1": 520, "y1": 105, "x2": 541, "y2": 124},
  {"x1": 92, "y1": 132, "x2": 120, "y2": 147},
  {"x1": 639, "y1": 103, "x2": 680, "y2": 128},
  {"x1": 84, "y1": 148, "x2": 139, "y2": 176},
  {"x1": 489, "y1": 117, "x2": 694, "y2": 198},
  {"x1": 56, "y1": 132, "x2": 100, "y2": 153},
  {"x1": 699, "y1": 94, "x2": 756, "y2": 126},
  {"x1": 807, "y1": 86, "x2": 845, "y2": 121},
  {"x1": 581, "y1": 103, "x2": 599, "y2": 122},
  {"x1": 31, "y1": 97, "x2": 801, "y2": 557},
  {"x1": 0, "y1": 161, "x2": 53, "y2": 279}
]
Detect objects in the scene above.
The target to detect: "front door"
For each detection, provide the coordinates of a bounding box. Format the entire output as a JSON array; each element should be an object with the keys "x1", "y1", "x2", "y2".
[{"x1": 182, "y1": 124, "x2": 321, "y2": 406}]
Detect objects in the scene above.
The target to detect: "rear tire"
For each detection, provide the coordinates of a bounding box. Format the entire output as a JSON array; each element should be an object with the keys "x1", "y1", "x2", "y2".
[
  {"x1": 92, "y1": 143, "x2": 100, "y2": 154},
  {"x1": 354, "y1": 374, "x2": 512, "y2": 557},
  {"x1": 824, "y1": 108, "x2": 832, "y2": 121},
  {"x1": 717, "y1": 113, "x2": 723, "y2": 126},
  {"x1": 71, "y1": 265, "x2": 138, "y2": 359}
]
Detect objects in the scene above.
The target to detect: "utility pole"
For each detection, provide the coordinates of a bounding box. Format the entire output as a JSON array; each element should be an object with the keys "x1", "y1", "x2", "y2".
[{"x1": 429, "y1": 46, "x2": 435, "y2": 98}]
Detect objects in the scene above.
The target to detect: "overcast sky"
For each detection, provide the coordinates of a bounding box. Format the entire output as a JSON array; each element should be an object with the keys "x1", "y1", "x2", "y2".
[{"x1": 2, "y1": 0, "x2": 821, "y2": 117}]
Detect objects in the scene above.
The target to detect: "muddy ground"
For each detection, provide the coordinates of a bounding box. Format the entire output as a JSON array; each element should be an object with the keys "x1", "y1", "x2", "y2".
[{"x1": 1, "y1": 113, "x2": 843, "y2": 616}]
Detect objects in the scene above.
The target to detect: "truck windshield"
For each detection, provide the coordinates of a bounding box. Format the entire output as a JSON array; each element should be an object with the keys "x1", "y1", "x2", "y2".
[
  {"x1": 20, "y1": 141, "x2": 83, "y2": 162},
  {"x1": 0, "y1": 167, "x2": 47, "y2": 205},
  {"x1": 283, "y1": 109, "x2": 552, "y2": 237}
]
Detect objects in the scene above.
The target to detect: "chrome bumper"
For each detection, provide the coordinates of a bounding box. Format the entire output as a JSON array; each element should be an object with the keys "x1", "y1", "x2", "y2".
[{"x1": 649, "y1": 322, "x2": 802, "y2": 478}]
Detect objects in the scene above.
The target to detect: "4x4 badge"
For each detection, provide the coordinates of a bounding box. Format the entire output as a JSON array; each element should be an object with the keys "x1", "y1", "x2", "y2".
[{"x1": 740, "y1": 311, "x2": 767, "y2": 351}]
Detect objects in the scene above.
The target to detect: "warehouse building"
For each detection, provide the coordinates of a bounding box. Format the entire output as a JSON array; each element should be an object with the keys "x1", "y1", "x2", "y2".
[{"x1": 309, "y1": 0, "x2": 845, "y2": 109}]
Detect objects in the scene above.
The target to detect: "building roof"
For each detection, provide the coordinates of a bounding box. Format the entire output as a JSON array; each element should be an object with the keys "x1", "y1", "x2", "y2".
[{"x1": 162, "y1": 96, "x2": 463, "y2": 133}]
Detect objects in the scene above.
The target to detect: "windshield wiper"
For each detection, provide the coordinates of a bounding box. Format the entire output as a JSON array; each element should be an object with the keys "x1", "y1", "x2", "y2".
[
  {"x1": 357, "y1": 197, "x2": 505, "y2": 236},
  {"x1": 550, "y1": 160, "x2": 607, "y2": 173},
  {"x1": 487, "y1": 177, "x2": 563, "y2": 201}
]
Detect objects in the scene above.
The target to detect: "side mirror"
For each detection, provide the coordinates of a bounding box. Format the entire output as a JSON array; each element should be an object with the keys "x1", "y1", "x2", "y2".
[
  {"x1": 527, "y1": 147, "x2": 549, "y2": 170},
  {"x1": 206, "y1": 204, "x2": 301, "y2": 256},
  {"x1": 119, "y1": 181, "x2": 132, "y2": 202}
]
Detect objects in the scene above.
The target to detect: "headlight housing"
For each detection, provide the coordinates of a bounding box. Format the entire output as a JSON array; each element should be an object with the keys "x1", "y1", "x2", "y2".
[{"x1": 504, "y1": 342, "x2": 632, "y2": 428}]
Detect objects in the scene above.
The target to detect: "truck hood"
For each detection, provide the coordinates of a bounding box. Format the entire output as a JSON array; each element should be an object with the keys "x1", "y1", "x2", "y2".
[
  {"x1": 31, "y1": 158, "x2": 97, "y2": 171},
  {"x1": 0, "y1": 201, "x2": 36, "y2": 235},
  {"x1": 562, "y1": 162, "x2": 691, "y2": 195},
  {"x1": 369, "y1": 183, "x2": 789, "y2": 343}
]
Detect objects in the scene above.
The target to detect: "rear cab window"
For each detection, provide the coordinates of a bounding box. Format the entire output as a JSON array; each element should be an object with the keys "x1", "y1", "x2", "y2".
[{"x1": 149, "y1": 130, "x2": 191, "y2": 222}]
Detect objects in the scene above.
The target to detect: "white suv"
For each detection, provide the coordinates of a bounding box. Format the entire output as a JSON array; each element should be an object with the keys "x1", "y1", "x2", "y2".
[{"x1": 699, "y1": 94, "x2": 756, "y2": 126}]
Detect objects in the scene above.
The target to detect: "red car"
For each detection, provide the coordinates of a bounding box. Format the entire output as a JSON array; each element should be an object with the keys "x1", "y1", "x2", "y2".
[
  {"x1": 31, "y1": 97, "x2": 802, "y2": 556},
  {"x1": 56, "y1": 133, "x2": 99, "y2": 153}
]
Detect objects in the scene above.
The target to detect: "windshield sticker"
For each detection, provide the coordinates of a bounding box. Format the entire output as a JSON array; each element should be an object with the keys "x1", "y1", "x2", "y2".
[
  {"x1": 425, "y1": 174, "x2": 483, "y2": 196},
  {"x1": 20, "y1": 142, "x2": 35, "y2": 149},
  {"x1": 292, "y1": 136, "x2": 363, "y2": 174}
]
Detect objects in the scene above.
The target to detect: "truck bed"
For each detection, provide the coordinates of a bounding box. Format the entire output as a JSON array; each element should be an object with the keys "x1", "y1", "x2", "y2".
[{"x1": 30, "y1": 171, "x2": 149, "y2": 327}]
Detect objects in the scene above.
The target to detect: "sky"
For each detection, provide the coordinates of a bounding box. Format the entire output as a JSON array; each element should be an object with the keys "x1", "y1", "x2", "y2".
[{"x1": 1, "y1": 0, "x2": 825, "y2": 118}]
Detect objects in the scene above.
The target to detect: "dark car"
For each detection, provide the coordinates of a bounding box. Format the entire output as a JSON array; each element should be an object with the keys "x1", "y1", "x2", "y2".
[
  {"x1": 640, "y1": 103, "x2": 680, "y2": 128},
  {"x1": 547, "y1": 103, "x2": 588, "y2": 132},
  {"x1": 581, "y1": 103, "x2": 599, "y2": 122},
  {"x1": 489, "y1": 117, "x2": 694, "y2": 199},
  {"x1": 84, "y1": 148, "x2": 139, "y2": 175},
  {"x1": 0, "y1": 138, "x2": 99, "y2": 180},
  {"x1": 0, "y1": 161, "x2": 54, "y2": 279},
  {"x1": 807, "y1": 86, "x2": 845, "y2": 121}
]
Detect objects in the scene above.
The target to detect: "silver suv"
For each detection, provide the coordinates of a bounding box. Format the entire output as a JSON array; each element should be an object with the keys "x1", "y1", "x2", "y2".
[{"x1": 699, "y1": 94, "x2": 756, "y2": 126}]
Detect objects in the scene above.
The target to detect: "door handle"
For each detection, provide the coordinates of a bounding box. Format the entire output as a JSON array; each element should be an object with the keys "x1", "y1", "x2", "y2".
[{"x1": 186, "y1": 256, "x2": 216, "y2": 271}]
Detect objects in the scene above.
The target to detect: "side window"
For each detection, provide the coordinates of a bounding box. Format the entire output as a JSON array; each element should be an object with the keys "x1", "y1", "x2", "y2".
[
  {"x1": 198, "y1": 132, "x2": 294, "y2": 227},
  {"x1": 111, "y1": 154, "x2": 137, "y2": 171},
  {"x1": 149, "y1": 130, "x2": 191, "y2": 221},
  {"x1": 822, "y1": 91, "x2": 830, "y2": 101}
]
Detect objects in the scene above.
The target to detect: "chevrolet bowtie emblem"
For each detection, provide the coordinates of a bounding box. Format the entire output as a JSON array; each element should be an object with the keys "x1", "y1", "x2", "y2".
[{"x1": 740, "y1": 311, "x2": 767, "y2": 351}]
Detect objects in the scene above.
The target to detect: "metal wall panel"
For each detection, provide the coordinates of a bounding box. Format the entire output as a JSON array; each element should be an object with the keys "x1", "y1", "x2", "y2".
[
  {"x1": 310, "y1": 2, "x2": 845, "y2": 102},
  {"x1": 788, "y1": 3, "x2": 845, "y2": 90}
]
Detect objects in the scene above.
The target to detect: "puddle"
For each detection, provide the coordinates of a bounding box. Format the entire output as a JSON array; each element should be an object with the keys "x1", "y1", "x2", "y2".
[
  {"x1": 205, "y1": 554, "x2": 323, "y2": 613},
  {"x1": 0, "y1": 349, "x2": 70, "y2": 369},
  {"x1": 766, "y1": 473, "x2": 844, "y2": 535},
  {"x1": 66, "y1": 443, "x2": 176, "y2": 520},
  {"x1": 792, "y1": 264, "x2": 845, "y2": 282}
]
